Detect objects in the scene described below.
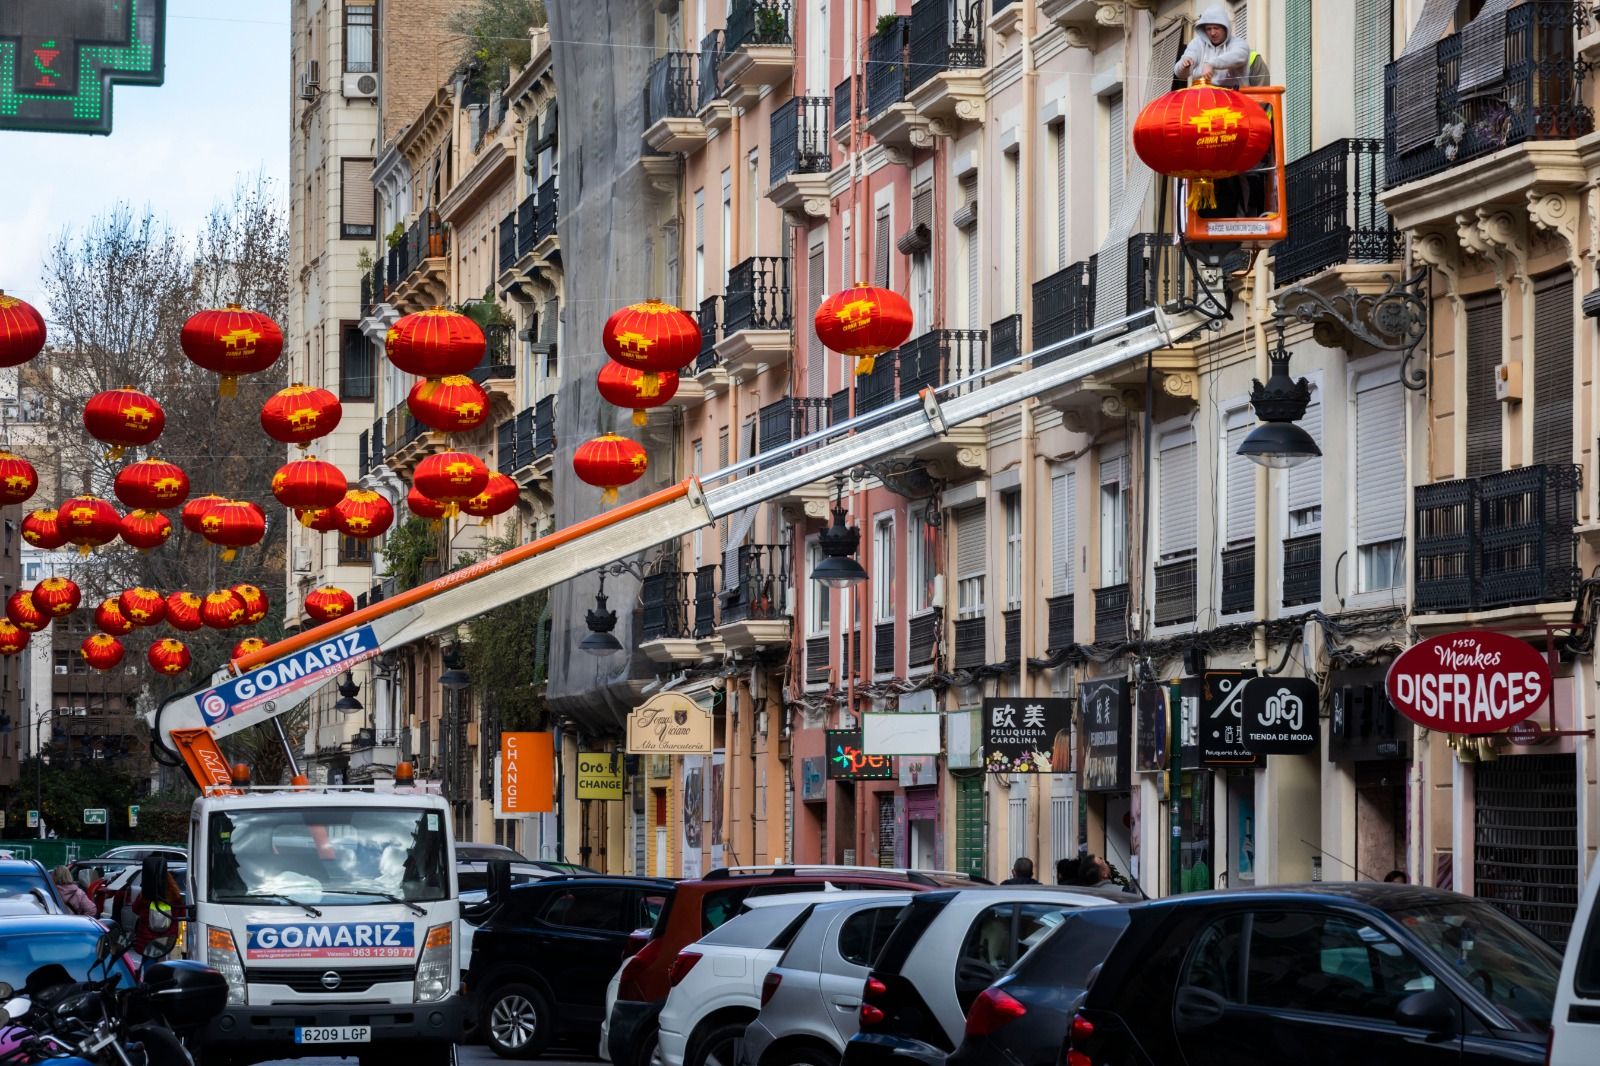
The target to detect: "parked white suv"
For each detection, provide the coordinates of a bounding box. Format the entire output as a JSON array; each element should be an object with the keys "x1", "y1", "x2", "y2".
[
  {"x1": 1550, "y1": 854, "x2": 1600, "y2": 1064},
  {"x1": 656, "y1": 892, "x2": 901, "y2": 1066}
]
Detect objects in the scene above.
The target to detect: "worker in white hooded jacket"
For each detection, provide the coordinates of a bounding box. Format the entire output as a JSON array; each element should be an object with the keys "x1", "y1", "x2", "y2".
[{"x1": 1174, "y1": 4, "x2": 1255, "y2": 88}]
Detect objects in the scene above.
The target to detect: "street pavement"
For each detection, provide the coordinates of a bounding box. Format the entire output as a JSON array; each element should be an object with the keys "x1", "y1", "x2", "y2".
[{"x1": 257, "y1": 1042, "x2": 598, "y2": 1066}]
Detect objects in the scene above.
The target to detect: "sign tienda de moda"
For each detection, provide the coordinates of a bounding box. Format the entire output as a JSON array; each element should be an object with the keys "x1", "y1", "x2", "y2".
[{"x1": 1385, "y1": 631, "x2": 1551, "y2": 735}]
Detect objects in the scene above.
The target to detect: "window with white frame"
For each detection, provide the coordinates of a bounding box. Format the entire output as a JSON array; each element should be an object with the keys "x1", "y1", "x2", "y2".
[
  {"x1": 1099, "y1": 444, "x2": 1129, "y2": 586},
  {"x1": 721, "y1": 169, "x2": 732, "y2": 284},
  {"x1": 745, "y1": 150, "x2": 760, "y2": 254},
  {"x1": 692, "y1": 439, "x2": 704, "y2": 567},
  {"x1": 908, "y1": 507, "x2": 936, "y2": 615},
  {"x1": 1003, "y1": 490, "x2": 1022, "y2": 608},
  {"x1": 806, "y1": 537, "x2": 830, "y2": 634},
  {"x1": 955, "y1": 506, "x2": 986, "y2": 617},
  {"x1": 909, "y1": 181, "x2": 933, "y2": 334},
  {"x1": 693, "y1": 188, "x2": 706, "y2": 305},
  {"x1": 1287, "y1": 387, "x2": 1323, "y2": 535},
  {"x1": 1051, "y1": 469, "x2": 1076, "y2": 598},
  {"x1": 1355, "y1": 370, "x2": 1405, "y2": 592},
  {"x1": 1224, "y1": 408, "x2": 1255, "y2": 550},
  {"x1": 1007, "y1": 148, "x2": 1022, "y2": 312},
  {"x1": 1052, "y1": 119, "x2": 1068, "y2": 271},
  {"x1": 874, "y1": 517, "x2": 896, "y2": 623}
]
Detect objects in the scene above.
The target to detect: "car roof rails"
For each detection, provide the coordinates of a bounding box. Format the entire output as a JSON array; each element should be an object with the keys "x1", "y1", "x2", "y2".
[{"x1": 702, "y1": 865, "x2": 985, "y2": 883}]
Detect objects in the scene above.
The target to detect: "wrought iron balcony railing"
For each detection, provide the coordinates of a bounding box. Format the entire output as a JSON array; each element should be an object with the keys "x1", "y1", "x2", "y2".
[
  {"x1": 1415, "y1": 463, "x2": 1581, "y2": 613},
  {"x1": 1384, "y1": 1, "x2": 1593, "y2": 189},
  {"x1": 697, "y1": 295, "x2": 722, "y2": 372},
  {"x1": 1047, "y1": 594, "x2": 1074, "y2": 651},
  {"x1": 720, "y1": 544, "x2": 790, "y2": 624},
  {"x1": 834, "y1": 76, "x2": 855, "y2": 130},
  {"x1": 469, "y1": 325, "x2": 515, "y2": 383},
  {"x1": 723, "y1": 256, "x2": 791, "y2": 334},
  {"x1": 1220, "y1": 544, "x2": 1255, "y2": 615},
  {"x1": 725, "y1": 0, "x2": 792, "y2": 55},
  {"x1": 496, "y1": 417, "x2": 518, "y2": 475},
  {"x1": 645, "y1": 51, "x2": 699, "y2": 126},
  {"x1": 874, "y1": 620, "x2": 895, "y2": 675},
  {"x1": 1153, "y1": 557, "x2": 1197, "y2": 627},
  {"x1": 641, "y1": 567, "x2": 693, "y2": 641},
  {"x1": 866, "y1": 16, "x2": 909, "y2": 117},
  {"x1": 515, "y1": 192, "x2": 538, "y2": 258},
  {"x1": 694, "y1": 564, "x2": 720, "y2": 637},
  {"x1": 369, "y1": 416, "x2": 384, "y2": 471},
  {"x1": 770, "y1": 96, "x2": 832, "y2": 185},
  {"x1": 1094, "y1": 583, "x2": 1129, "y2": 644},
  {"x1": 757, "y1": 396, "x2": 832, "y2": 455},
  {"x1": 990, "y1": 313, "x2": 1021, "y2": 366},
  {"x1": 908, "y1": 612, "x2": 937, "y2": 667},
  {"x1": 699, "y1": 31, "x2": 725, "y2": 102},
  {"x1": 1277, "y1": 138, "x2": 1402, "y2": 284},
  {"x1": 358, "y1": 429, "x2": 370, "y2": 479},
  {"x1": 533, "y1": 395, "x2": 556, "y2": 459},
  {"x1": 387, "y1": 210, "x2": 448, "y2": 289},
  {"x1": 806, "y1": 633, "x2": 830, "y2": 683},
  {"x1": 512, "y1": 406, "x2": 534, "y2": 469},
  {"x1": 1003, "y1": 608, "x2": 1021, "y2": 662},
  {"x1": 1282, "y1": 534, "x2": 1322, "y2": 608},
  {"x1": 1032, "y1": 257, "x2": 1095, "y2": 361},
  {"x1": 498, "y1": 211, "x2": 517, "y2": 272},
  {"x1": 953, "y1": 616, "x2": 986, "y2": 670},
  {"x1": 906, "y1": 0, "x2": 985, "y2": 93},
  {"x1": 854, "y1": 328, "x2": 988, "y2": 423},
  {"x1": 533, "y1": 176, "x2": 559, "y2": 244},
  {"x1": 1126, "y1": 234, "x2": 1198, "y2": 313}
]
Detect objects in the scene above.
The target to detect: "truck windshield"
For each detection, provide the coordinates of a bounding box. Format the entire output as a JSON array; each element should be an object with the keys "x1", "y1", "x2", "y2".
[{"x1": 207, "y1": 807, "x2": 450, "y2": 905}]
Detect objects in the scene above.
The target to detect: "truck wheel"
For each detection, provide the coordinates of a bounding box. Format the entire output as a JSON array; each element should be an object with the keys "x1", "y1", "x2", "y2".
[{"x1": 482, "y1": 982, "x2": 553, "y2": 1059}]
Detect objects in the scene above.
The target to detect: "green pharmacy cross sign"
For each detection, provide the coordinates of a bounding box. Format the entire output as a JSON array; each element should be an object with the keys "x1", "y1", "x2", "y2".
[{"x1": 0, "y1": 0, "x2": 166, "y2": 135}]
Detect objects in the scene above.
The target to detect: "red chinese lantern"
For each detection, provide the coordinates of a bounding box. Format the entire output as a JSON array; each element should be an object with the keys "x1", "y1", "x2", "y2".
[
  {"x1": 232, "y1": 583, "x2": 269, "y2": 624},
  {"x1": 334, "y1": 490, "x2": 395, "y2": 539},
  {"x1": 182, "y1": 494, "x2": 227, "y2": 535},
  {"x1": 0, "y1": 291, "x2": 46, "y2": 368},
  {"x1": 81, "y1": 634, "x2": 125, "y2": 672},
  {"x1": 82, "y1": 387, "x2": 165, "y2": 459},
  {"x1": 164, "y1": 591, "x2": 203, "y2": 632},
  {"x1": 272, "y1": 457, "x2": 348, "y2": 512},
  {"x1": 5, "y1": 591, "x2": 46, "y2": 633},
  {"x1": 120, "y1": 510, "x2": 173, "y2": 551},
  {"x1": 304, "y1": 585, "x2": 356, "y2": 623},
  {"x1": 406, "y1": 486, "x2": 450, "y2": 522},
  {"x1": 148, "y1": 638, "x2": 192, "y2": 675},
  {"x1": 202, "y1": 589, "x2": 247, "y2": 630},
  {"x1": 180, "y1": 304, "x2": 285, "y2": 397},
  {"x1": 261, "y1": 384, "x2": 343, "y2": 449},
  {"x1": 33, "y1": 577, "x2": 81, "y2": 617},
  {"x1": 1132, "y1": 81, "x2": 1273, "y2": 208},
  {"x1": 574, "y1": 434, "x2": 649, "y2": 504},
  {"x1": 21, "y1": 509, "x2": 66, "y2": 550},
  {"x1": 0, "y1": 452, "x2": 38, "y2": 506},
  {"x1": 601, "y1": 299, "x2": 700, "y2": 397},
  {"x1": 232, "y1": 636, "x2": 267, "y2": 660},
  {"x1": 597, "y1": 362, "x2": 679, "y2": 426},
  {"x1": 59, "y1": 495, "x2": 121, "y2": 555},
  {"x1": 114, "y1": 459, "x2": 190, "y2": 511},
  {"x1": 413, "y1": 451, "x2": 489, "y2": 514},
  {"x1": 814, "y1": 286, "x2": 914, "y2": 376},
  {"x1": 386, "y1": 307, "x2": 486, "y2": 381},
  {"x1": 0, "y1": 620, "x2": 28, "y2": 656},
  {"x1": 407, "y1": 375, "x2": 491, "y2": 434},
  {"x1": 200, "y1": 500, "x2": 266, "y2": 562},
  {"x1": 296, "y1": 506, "x2": 343, "y2": 533},
  {"x1": 461, "y1": 472, "x2": 519, "y2": 523},
  {"x1": 95, "y1": 598, "x2": 135, "y2": 636},
  {"x1": 119, "y1": 587, "x2": 167, "y2": 627}
]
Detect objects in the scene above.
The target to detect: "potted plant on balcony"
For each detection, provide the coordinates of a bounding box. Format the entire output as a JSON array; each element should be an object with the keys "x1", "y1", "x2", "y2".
[
  {"x1": 756, "y1": 3, "x2": 787, "y2": 43},
  {"x1": 386, "y1": 222, "x2": 405, "y2": 248},
  {"x1": 876, "y1": 13, "x2": 902, "y2": 37}
]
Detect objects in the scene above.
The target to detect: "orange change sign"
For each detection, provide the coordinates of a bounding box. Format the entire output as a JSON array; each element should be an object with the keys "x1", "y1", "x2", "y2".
[{"x1": 499, "y1": 732, "x2": 554, "y2": 814}]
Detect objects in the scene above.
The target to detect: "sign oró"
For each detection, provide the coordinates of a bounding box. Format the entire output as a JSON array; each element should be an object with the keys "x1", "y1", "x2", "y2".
[{"x1": 1385, "y1": 631, "x2": 1550, "y2": 735}]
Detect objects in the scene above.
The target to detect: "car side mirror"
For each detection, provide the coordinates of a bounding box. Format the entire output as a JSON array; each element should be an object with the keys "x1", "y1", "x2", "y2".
[
  {"x1": 1394, "y1": 989, "x2": 1458, "y2": 1038},
  {"x1": 486, "y1": 859, "x2": 511, "y2": 902},
  {"x1": 140, "y1": 855, "x2": 169, "y2": 907}
]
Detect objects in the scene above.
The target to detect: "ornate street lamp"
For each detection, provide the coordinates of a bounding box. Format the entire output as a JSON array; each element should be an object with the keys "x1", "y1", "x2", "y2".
[
  {"x1": 810, "y1": 483, "x2": 867, "y2": 588},
  {"x1": 1238, "y1": 316, "x2": 1321, "y2": 469}
]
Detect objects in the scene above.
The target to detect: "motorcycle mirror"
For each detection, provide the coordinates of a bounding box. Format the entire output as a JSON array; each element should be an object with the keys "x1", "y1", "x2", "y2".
[
  {"x1": 140, "y1": 936, "x2": 176, "y2": 960},
  {"x1": 140, "y1": 855, "x2": 169, "y2": 909},
  {"x1": 1, "y1": 996, "x2": 30, "y2": 1024},
  {"x1": 487, "y1": 859, "x2": 511, "y2": 902}
]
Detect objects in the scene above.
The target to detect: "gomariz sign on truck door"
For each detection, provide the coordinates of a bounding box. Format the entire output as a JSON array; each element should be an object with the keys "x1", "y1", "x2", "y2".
[
  {"x1": 245, "y1": 921, "x2": 415, "y2": 960},
  {"x1": 1385, "y1": 631, "x2": 1551, "y2": 734}
]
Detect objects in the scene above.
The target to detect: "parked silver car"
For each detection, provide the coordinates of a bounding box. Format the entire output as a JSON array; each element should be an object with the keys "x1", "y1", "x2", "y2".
[{"x1": 740, "y1": 894, "x2": 914, "y2": 1066}]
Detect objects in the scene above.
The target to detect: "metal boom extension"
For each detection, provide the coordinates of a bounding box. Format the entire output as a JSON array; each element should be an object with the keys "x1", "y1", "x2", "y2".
[{"x1": 154, "y1": 305, "x2": 1210, "y2": 788}]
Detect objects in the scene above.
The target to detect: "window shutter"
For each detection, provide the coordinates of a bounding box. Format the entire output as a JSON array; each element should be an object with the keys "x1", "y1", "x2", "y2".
[
  {"x1": 1465, "y1": 292, "x2": 1502, "y2": 477},
  {"x1": 1225, "y1": 423, "x2": 1255, "y2": 545},
  {"x1": 1055, "y1": 124, "x2": 1068, "y2": 271},
  {"x1": 1533, "y1": 270, "x2": 1574, "y2": 467},
  {"x1": 1354, "y1": 0, "x2": 1393, "y2": 142},
  {"x1": 841, "y1": 221, "x2": 852, "y2": 288},
  {"x1": 912, "y1": 184, "x2": 933, "y2": 233},
  {"x1": 1287, "y1": 396, "x2": 1322, "y2": 515},
  {"x1": 1100, "y1": 441, "x2": 1126, "y2": 489},
  {"x1": 955, "y1": 506, "x2": 986, "y2": 580},
  {"x1": 1052, "y1": 470, "x2": 1076, "y2": 596},
  {"x1": 807, "y1": 244, "x2": 827, "y2": 397},
  {"x1": 694, "y1": 189, "x2": 705, "y2": 244},
  {"x1": 341, "y1": 158, "x2": 375, "y2": 234},
  {"x1": 1233, "y1": 1, "x2": 1248, "y2": 44},
  {"x1": 1356, "y1": 376, "x2": 1405, "y2": 546},
  {"x1": 966, "y1": 228, "x2": 979, "y2": 328},
  {"x1": 1106, "y1": 94, "x2": 1124, "y2": 241},
  {"x1": 1159, "y1": 438, "x2": 1197, "y2": 557},
  {"x1": 1285, "y1": 0, "x2": 1313, "y2": 160},
  {"x1": 1010, "y1": 153, "x2": 1022, "y2": 313},
  {"x1": 873, "y1": 206, "x2": 891, "y2": 288}
]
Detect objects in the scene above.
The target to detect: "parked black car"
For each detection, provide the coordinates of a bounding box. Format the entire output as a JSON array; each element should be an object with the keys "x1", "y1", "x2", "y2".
[
  {"x1": 956, "y1": 884, "x2": 1560, "y2": 1066},
  {"x1": 466, "y1": 875, "x2": 674, "y2": 1059}
]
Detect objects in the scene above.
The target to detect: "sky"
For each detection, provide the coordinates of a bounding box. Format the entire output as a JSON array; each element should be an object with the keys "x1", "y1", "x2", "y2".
[{"x1": 1, "y1": 0, "x2": 290, "y2": 313}]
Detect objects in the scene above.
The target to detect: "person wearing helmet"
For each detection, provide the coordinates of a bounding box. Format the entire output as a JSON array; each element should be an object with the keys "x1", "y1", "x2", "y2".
[{"x1": 1174, "y1": 5, "x2": 1256, "y2": 88}]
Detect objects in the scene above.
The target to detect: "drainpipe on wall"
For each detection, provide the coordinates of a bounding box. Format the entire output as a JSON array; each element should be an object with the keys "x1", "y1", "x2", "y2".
[{"x1": 1019, "y1": 0, "x2": 1042, "y2": 877}]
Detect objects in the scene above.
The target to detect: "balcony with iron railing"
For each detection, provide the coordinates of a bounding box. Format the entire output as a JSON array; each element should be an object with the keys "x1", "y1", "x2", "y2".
[
  {"x1": 368, "y1": 416, "x2": 384, "y2": 473},
  {"x1": 847, "y1": 329, "x2": 988, "y2": 477},
  {"x1": 834, "y1": 77, "x2": 856, "y2": 137},
  {"x1": 644, "y1": 51, "x2": 706, "y2": 154},
  {"x1": 360, "y1": 257, "x2": 385, "y2": 317},
  {"x1": 1415, "y1": 463, "x2": 1580, "y2": 616},
  {"x1": 874, "y1": 621, "x2": 896, "y2": 675},
  {"x1": 769, "y1": 96, "x2": 832, "y2": 218},
  {"x1": 1032, "y1": 257, "x2": 1096, "y2": 362},
  {"x1": 496, "y1": 416, "x2": 518, "y2": 476},
  {"x1": 1125, "y1": 234, "x2": 1201, "y2": 315},
  {"x1": 533, "y1": 176, "x2": 559, "y2": 253},
  {"x1": 469, "y1": 325, "x2": 516, "y2": 386},
  {"x1": 1094, "y1": 583, "x2": 1129, "y2": 644},
  {"x1": 990, "y1": 313, "x2": 1021, "y2": 367},
  {"x1": 953, "y1": 616, "x2": 986, "y2": 670},
  {"x1": 696, "y1": 31, "x2": 730, "y2": 127},
  {"x1": 386, "y1": 210, "x2": 450, "y2": 310},
  {"x1": 515, "y1": 192, "x2": 538, "y2": 259},
  {"x1": 908, "y1": 612, "x2": 937, "y2": 668},
  {"x1": 1153, "y1": 557, "x2": 1197, "y2": 628},
  {"x1": 693, "y1": 564, "x2": 720, "y2": 641},
  {"x1": 382, "y1": 403, "x2": 436, "y2": 473},
  {"x1": 1282, "y1": 534, "x2": 1322, "y2": 608},
  {"x1": 805, "y1": 633, "x2": 830, "y2": 685},
  {"x1": 497, "y1": 211, "x2": 517, "y2": 275},
  {"x1": 358, "y1": 429, "x2": 370, "y2": 479},
  {"x1": 640, "y1": 566, "x2": 700, "y2": 663},
  {"x1": 864, "y1": 15, "x2": 927, "y2": 149},
  {"x1": 533, "y1": 395, "x2": 556, "y2": 460},
  {"x1": 1003, "y1": 608, "x2": 1021, "y2": 662},
  {"x1": 904, "y1": 0, "x2": 986, "y2": 131},
  {"x1": 1220, "y1": 543, "x2": 1254, "y2": 615},
  {"x1": 1047, "y1": 594, "x2": 1074, "y2": 652},
  {"x1": 717, "y1": 256, "x2": 792, "y2": 374},
  {"x1": 1381, "y1": 2, "x2": 1593, "y2": 234},
  {"x1": 1276, "y1": 138, "x2": 1402, "y2": 286},
  {"x1": 717, "y1": 544, "x2": 791, "y2": 649},
  {"x1": 719, "y1": 0, "x2": 794, "y2": 104},
  {"x1": 694, "y1": 295, "x2": 727, "y2": 385}
]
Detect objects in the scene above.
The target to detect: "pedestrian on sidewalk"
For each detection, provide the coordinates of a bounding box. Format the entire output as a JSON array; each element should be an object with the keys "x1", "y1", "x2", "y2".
[{"x1": 1002, "y1": 857, "x2": 1040, "y2": 885}]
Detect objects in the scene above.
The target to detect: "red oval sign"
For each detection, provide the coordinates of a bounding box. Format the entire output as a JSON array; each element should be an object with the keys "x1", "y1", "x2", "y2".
[{"x1": 1385, "y1": 631, "x2": 1551, "y2": 735}]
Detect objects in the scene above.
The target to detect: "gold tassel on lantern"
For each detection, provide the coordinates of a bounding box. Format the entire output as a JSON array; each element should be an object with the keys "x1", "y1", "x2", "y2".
[
  {"x1": 632, "y1": 410, "x2": 648, "y2": 427},
  {"x1": 78, "y1": 543, "x2": 92, "y2": 558},
  {"x1": 855, "y1": 354, "x2": 876, "y2": 377},
  {"x1": 103, "y1": 445, "x2": 125, "y2": 461},
  {"x1": 1186, "y1": 178, "x2": 1218, "y2": 211},
  {"x1": 219, "y1": 375, "x2": 239, "y2": 399},
  {"x1": 601, "y1": 486, "x2": 619, "y2": 505},
  {"x1": 637, "y1": 373, "x2": 662, "y2": 399},
  {"x1": 221, "y1": 546, "x2": 238, "y2": 563}
]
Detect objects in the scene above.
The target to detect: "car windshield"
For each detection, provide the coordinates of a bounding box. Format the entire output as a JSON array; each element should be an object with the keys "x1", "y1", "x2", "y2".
[
  {"x1": 1392, "y1": 900, "x2": 1560, "y2": 1031},
  {"x1": 0, "y1": 931, "x2": 135, "y2": 991},
  {"x1": 0, "y1": 874, "x2": 54, "y2": 904},
  {"x1": 207, "y1": 807, "x2": 450, "y2": 905}
]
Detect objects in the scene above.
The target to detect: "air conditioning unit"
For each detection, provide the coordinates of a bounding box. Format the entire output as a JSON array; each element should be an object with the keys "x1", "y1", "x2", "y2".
[
  {"x1": 343, "y1": 72, "x2": 378, "y2": 99},
  {"x1": 298, "y1": 60, "x2": 321, "y2": 100},
  {"x1": 53, "y1": 665, "x2": 68, "y2": 675},
  {"x1": 293, "y1": 546, "x2": 313, "y2": 573}
]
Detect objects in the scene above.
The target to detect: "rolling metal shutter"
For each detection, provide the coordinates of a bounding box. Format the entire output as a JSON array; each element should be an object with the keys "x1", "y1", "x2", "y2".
[
  {"x1": 873, "y1": 205, "x2": 891, "y2": 288},
  {"x1": 1474, "y1": 753, "x2": 1579, "y2": 946},
  {"x1": 1287, "y1": 396, "x2": 1322, "y2": 518},
  {"x1": 1225, "y1": 422, "x2": 1255, "y2": 546},
  {"x1": 956, "y1": 506, "x2": 986, "y2": 584},
  {"x1": 1160, "y1": 435, "x2": 1198, "y2": 557},
  {"x1": 1533, "y1": 270, "x2": 1573, "y2": 467},
  {"x1": 1465, "y1": 292, "x2": 1502, "y2": 478},
  {"x1": 1285, "y1": 0, "x2": 1312, "y2": 160},
  {"x1": 808, "y1": 243, "x2": 827, "y2": 398},
  {"x1": 1052, "y1": 470, "x2": 1076, "y2": 596},
  {"x1": 1356, "y1": 375, "x2": 1406, "y2": 548}
]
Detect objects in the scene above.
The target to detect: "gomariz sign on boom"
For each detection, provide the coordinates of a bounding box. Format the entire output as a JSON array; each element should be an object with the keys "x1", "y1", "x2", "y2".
[
  {"x1": 200, "y1": 625, "x2": 381, "y2": 725},
  {"x1": 1385, "y1": 631, "x2": 1551, "y2": 735}
]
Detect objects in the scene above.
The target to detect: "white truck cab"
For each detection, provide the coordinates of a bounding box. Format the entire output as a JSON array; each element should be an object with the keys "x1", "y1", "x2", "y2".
[
  {"x1": 1550, "y1": 854, "x2": 1600, "y2": 1064},
  {"x1": 184, "y1": 785, "x2": 462, "y2": 1066}
]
